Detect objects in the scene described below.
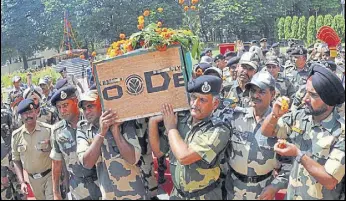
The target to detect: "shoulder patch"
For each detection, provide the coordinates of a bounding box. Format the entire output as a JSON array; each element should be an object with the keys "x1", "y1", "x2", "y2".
[
  {"x1": 12, "y1": 125, "x2": 24, "y2": 136},
  {"x1": 38, "y1": 121, "x2": 53, "y2": 129}
]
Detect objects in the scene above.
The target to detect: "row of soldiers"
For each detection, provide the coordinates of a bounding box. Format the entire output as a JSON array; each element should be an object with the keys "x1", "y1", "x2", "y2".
[{"x1": 1, "y1": 39, "x2": 345, "y2": 200}]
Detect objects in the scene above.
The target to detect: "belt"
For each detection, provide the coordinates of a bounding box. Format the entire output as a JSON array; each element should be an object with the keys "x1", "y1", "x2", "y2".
[
  {"x1": 230, "y1": 167, "x2": 272, "y2": 183},
  {"x1": 176, "y1": 179, "x2": 221, "y2": 199},
  {"x1": 73, "y1": 174, "x2": 98, "y2": 184},
  {"x1": 28, "y1": 169, "x2": 51, "y2": 179}
]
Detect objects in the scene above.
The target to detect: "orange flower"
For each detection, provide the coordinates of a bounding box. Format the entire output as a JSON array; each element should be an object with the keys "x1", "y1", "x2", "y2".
[
  {"x1": 171, "y1": 41, "x2": 180, "y2": 45},
  {"x1": 156, "y1": 44, "x2": 167, "y2": 52},
  {"x1": 140, "y1": 40, "x2": 145, "y2": 47},
  {"x1": 80, "y1": 55, "x2": 85, "y2": 59},
  {"x1": 138, "y1": 24, "x2": 144, "y2": 30},
  {"x1": 91, "y1": 51, "x2": 97, "y2": 57},
  {"x1": 143, "y1": 10, "x2": 150, "y2": 17},
  {"x1": 178, "y1": 0, "x2": 184, "y2": 5},
  {"x1": 184, "y1": 6, "x2": 189, "y2": 11},
  {"x1": 157, "y1": 21, "x2": 163, "y2": 27},
  {"x1": 157, "y1": 7, "x2": 164, "y2": 13},
  {"x1": 191, "y1": 6, "x2": 196, "y2": 10},
  {"x1": 120, "y1": 33, "x2": 126, "y2": 39},
  {"x1": 192, "y1": 0, "x2": 199, "y2": 5},
  {"x1": 162, "y1": 28, "x2": 168, "y2": 32},
  {"x1": 156, "y1": 28, "x2": 162, "y2": 33}
]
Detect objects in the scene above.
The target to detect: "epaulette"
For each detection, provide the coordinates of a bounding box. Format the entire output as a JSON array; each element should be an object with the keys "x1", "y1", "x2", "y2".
[
  {"x1": 52, "y1": 120, "x2": 65, "y2": 131},
  {"x1": 77, "y1": 120, "x2": 89, "y2": 128},
  {"x1": 12, "y1": 126, "x2": 23, "y2": 136},
  {"x1": 38, "y1": 121, "x2": 53, "y2": 130}
]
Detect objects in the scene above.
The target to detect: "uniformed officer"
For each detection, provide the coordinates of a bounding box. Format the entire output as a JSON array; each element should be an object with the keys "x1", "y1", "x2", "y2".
[
  {"x1": 11, "y1": 99, "x2": 53, "y2": 200},
  {"x1": 193, "y1": 63, "x2": 212, "y2": 78},
  {"x1": 23, "y1": 86, "x2": 58, "y2": 125},
  {"x1": 39, "y1": 78, "x2": 54, "y2": 105},
  {"x1": 76, "y1": 90, "x2": 147, "y2": 200},
  {"x1": 1, "y1": 94, "x2": 12, "y2": 148},
  {"x1": 261, "y1": 65, "x2": 345, "y2": 200},
  {"x1": 1, "y1": 94, "x2": 25, "y2": 200},
  {"x1": 264, "y1": 56, "x2": 295, "y2": 101},
  {"x1": 224, "y1": 71, "x2": 291, "y2": 200},
  {"x1": 50, "y1": 86, "x2": 102, "y2": 200},
  {"x1": 214, "y1": 54, "x2": 227, "y2": 70},
  {"x1": 58, "y1": 67, "x2": 85, "y2": 94},
  {"x1": 8, "y1": 76, "x2": 25, "y2": 129},
  {"x1": 1, "y1": 136, "x2": 14, "y2": 200},
  {"x1": 223, "y1": 56, "x2": 240, "y2": 87},
  {"x1": 224, "y1": 52, "x2": 259, "y2": 107},
  {"x1": 283, "y1": 47, "x2": 311, "y2": 90},
  {"x1": 268, "y1": 42, "x2": 286, "y2": 67},
  {"x1": 149, "y1": 75, "x2": 231, "y2": 200}
]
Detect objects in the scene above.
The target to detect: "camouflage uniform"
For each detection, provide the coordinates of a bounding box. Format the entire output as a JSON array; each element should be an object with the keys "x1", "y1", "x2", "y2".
[
  {"x1": 50, "y1": 119, "x2": 102, "y2": 200},
  {"x1": 7, "y1": 87, "x2": 25, "y2": 129},
  {"x1": 135, "y1": 118, "x2": 158, "y2": 199},
  {"x1": 1, "y1": 104, "x2": 25, "y2": 200},
  {"x1": 224, "y1": 80, "x2": 251, "y2": 108},
  {"x1": 1, "y1": 136, "x2": 14, "y2": 200},
  {"x1": 274, "y1": 73, "x2": 296, "y2": 101},
  {"x1": 275, "y1": 108, "x2": 345, "y2": 200},
  {"x1": 283, "y1": 66, "x2": 310, "y2": 91},
  {"x1": 159, "y1": 112, "x2": 231, "y2": 200},
  {"x1": 76, "y1": 120, "x2": 147, "y2": 200},
  {"x1": 37, "y1": 101, "x2": 59, "y2": 125},
  {"x1": 225, "y1": 107, "x2": 291, "y2": 200},
  {"x1": 1, "y1": 104, "x2": 12, "y2": 148}
]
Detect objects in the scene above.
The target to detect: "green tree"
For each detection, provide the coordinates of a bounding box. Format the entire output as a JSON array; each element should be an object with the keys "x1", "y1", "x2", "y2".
[
  {"x1": 297, "y1": 16, "x2": 306, "y2": 41},
  {"x1": 291, "y1": 16, "x2": 299, "y2": 39},
  {"x1": 2, "y1": 0, "x2": 47, "y2": 69},
  {"x1": 323, "y1": 14, "x2": 333, "y2": 27},
  {"x1": 278, "y1": 17, "x2": 285, "y2": 40},
  {"x1": 284, "y1": 16, "x2": 292, "y2": 40},
  {"x1": 332, "y1": 15, "x2": 345, "y2": 42},
  {"x1": 307, "y1": 16, "x2": 316, "y2": 46},
  {"x1": 316, "y1": 15, "x2": 324, "y2": 32}
]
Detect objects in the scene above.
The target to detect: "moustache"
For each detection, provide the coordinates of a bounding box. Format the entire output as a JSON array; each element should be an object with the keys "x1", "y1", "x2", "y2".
[
  {"x1": 25, "y1": 117, "x2": 34, "y2": 121},
  {"x1": 191, "y1": 106, "x2": 201, "y2": 112}
]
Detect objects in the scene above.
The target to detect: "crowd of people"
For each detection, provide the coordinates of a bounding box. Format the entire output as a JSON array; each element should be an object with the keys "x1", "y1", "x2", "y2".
[{"x1": 1, "y1": 37, "x2": 345, "y2": 200}]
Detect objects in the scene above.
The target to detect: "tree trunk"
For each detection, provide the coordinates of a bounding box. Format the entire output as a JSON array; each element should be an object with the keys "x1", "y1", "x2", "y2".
[{"x1": 21, "y1": 52, "x2": 28, "y2": 70}]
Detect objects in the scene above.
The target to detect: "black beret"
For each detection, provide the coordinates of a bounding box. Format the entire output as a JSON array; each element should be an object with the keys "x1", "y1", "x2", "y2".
[
  {"x1": 187, "y1": 75, "x2": 222, "y2": 95},
  {"x1": 51, "y1": 86, "x2": 77, "y2": 106},
  {"x1": 204, "y1": 48, "x2": 212, "y2": 53},
  {"x1": 225, "y1": 51, "x2": 237, "y2": 58},
  {"x1": 309, "y1": 64, "x2": 345, "y2": 106},
  {"x1": 291, "y1": 47, "x2": 307, "y2": 56},
  {"x1": 55, "y1": 79, "x2": 68, "y2": 90},
  {"x1": 271, "y1": 42, "x2": 280, "y2": 49},
  {"x1": 227, "y1": 56, "x2": 241, "y2": 68},
  {"x1": 17, "y1": 99, "x2": 37, "y2": 115},
  {"x1": 260, "y1": 38, "x2": 267, "y2": 43},
  {"x1": 58, "y1": 67, "x2": 67, "y2": 73},
  {"x1": 196, "y1": 63, "x2": 212, "y2": 72},
  {"x1": 322, "y1": 61, "x2": 337, "y2": 72},
  {"x1": 214, "y1": 54, "x2": 225, "y2": 62}
]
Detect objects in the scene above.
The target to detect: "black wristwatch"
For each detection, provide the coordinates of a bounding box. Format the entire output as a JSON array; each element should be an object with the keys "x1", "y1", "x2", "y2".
[{"x1": 296, "y1": 150, "x2": 306, "y2": 163}]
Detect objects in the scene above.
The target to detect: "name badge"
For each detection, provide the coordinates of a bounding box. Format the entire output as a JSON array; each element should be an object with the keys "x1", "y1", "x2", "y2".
[{"x1": 292, "y1": 127, "x2": 303, "y2": 134}]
